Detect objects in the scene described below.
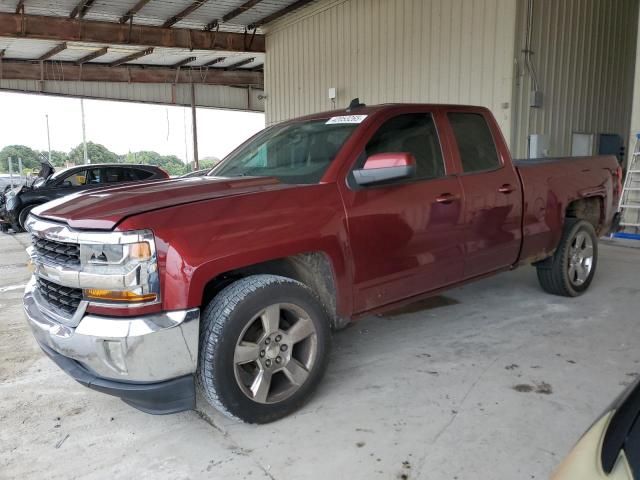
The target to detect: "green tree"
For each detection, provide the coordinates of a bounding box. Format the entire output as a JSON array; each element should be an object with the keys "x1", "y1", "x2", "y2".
[
  {"x1": 0, "y1": 145, "x2": 42, "y2": 172},
  {"x1": 49, "y1": 150, "x2": 70, "y2": 168},
  {"x1": 198, "y1": 157, "x2": 221, "y2": 171},
  {"x1": 68, "y1": 142, "x2": 121, "y2": 165},
  {"x1": 124, "y1": 150, "x2": 187, "y2": 176}
]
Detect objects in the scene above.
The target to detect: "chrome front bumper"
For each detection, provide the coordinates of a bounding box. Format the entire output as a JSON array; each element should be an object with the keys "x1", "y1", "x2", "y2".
[{"x1": 23, "y1": 277, "x2": 200, "y2": 383}]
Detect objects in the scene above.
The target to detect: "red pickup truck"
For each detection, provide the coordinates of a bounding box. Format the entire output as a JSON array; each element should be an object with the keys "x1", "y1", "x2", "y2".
[{"x1": 23, "y1": 103, "x2": 622, "y2": 423}]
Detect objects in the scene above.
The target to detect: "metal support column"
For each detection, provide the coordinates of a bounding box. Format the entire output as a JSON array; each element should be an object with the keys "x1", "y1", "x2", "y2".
[
  {"x1": 191, "y1": 83, "x2": 199, "y2": 171},
  {"x1": 81, "y1": 98, "x2": 89, "y2": 164}
]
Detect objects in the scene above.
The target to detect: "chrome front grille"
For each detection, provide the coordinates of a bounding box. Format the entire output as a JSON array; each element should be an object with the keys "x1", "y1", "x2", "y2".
[
  {"x1": 32, "y1": 236, "x2": 80, "y2": 266},
  {"x1": 35, "y1": 277, "x2": 83, "y2": 316}
]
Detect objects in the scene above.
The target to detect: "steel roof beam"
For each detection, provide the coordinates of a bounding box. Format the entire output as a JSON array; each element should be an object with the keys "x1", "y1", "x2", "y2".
[
  {"x1": 249, "y1": 0, "x2": 314, "y2": 28},
  {"x1": 119, "y1": 0, "x2": 152, "y2": 24},
  {"x1": 225, "y1": 57, "x2": 254, "y2": 70},
  {"x1": 0, "y1": 12, "x2": 265, "y2": 52},
  {"x1": 0, "y1": 59, "x2": 264, "y2": 86},
  {"x1": 222, "y1": 0, "x2": 264, "y2": 23},
  {"x1": 36, "y1": 42, "x2": 67, "y2": 61},
  {"x1": 202, "y1": 56, "x2": 226, "y2": 67},
  {"x1": 109, "y1": 47, "x2": 153, "y2": 67},
  {"x1": 203, "y1": 19, "x2": 218, "y2": 32},
  {"x1": 70, "y1": 0, "x2": 96, "y2": 19},
  {"x1": 75, "y1": 46, "x2": 108, "y2": 64},
  {"x1": 172, "y1": 56, "x2": 197, "y2": 68},
  {"x1": 163, "y1": 0, "x2": 208, "y2": 28}
]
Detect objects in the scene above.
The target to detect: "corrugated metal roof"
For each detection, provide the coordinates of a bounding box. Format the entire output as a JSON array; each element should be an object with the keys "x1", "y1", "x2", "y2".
[
  {"x1": 0, "y1": 38, "x2": 264, "y2": 68},
  {"x1": 0, "y1": 0, "x2": 306, "y2": 33},
  {"x1": 0, "y1": 0, "x2": 287, "y2": 68}
]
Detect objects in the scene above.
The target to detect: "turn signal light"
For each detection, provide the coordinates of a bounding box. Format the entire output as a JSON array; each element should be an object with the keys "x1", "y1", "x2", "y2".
[
  {"x1": 85, "y1": 289, "x2": 157, "y2": 303},
  {"x1": 130, "y1": 242, "x2": 152, "y2": 261}
]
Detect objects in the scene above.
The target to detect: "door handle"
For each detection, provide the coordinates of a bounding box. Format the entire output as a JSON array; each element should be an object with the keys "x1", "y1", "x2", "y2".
[
  {"x1": 498, "y1": 184, "x2": 515, "y2": 194},
  {"x1": 436, "y1": 193, "x2": 459, "y2": 204}
]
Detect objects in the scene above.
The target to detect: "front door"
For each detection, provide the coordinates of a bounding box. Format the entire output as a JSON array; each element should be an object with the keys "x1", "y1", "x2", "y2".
[{"x1": 342, "y1": 112, "x2": 466, "y2": 313}]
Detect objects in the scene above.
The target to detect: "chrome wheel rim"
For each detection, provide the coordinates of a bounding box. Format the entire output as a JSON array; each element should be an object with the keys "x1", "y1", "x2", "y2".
[
  {"x1": 567, "y1": 231, "x2": 594, "y2": 286},
  {"x1": 233, "y1": 303, "x2": 318, "y2": 404}
]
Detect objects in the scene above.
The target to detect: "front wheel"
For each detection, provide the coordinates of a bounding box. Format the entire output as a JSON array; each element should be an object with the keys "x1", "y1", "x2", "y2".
[
  {"x1": 197, "y1": 275, "x2": 331, "y2": 423},
  {"x1": 536, "y1": 219, "x2": 598, "y2": 297},
  {"x1": 18, "y1": 205, "x2": 36, "y2": 231}
]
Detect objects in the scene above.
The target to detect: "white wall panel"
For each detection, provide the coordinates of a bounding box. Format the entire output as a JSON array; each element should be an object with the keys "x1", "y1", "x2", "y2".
[
  {"x1": 512, "y1": 0, "x2": 638, "y2": 159},
  {"x1": 264, "y1": 0, "x2": 518, "y2": 140}
]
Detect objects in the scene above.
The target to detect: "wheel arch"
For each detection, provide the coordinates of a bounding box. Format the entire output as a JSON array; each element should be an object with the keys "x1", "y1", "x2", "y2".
[
  {"x1": 565, "y1": 195, "x2": 605, "y2": 235},
  {"x1": 197, "y1": 251, "x2": 349, "y2": 330}
]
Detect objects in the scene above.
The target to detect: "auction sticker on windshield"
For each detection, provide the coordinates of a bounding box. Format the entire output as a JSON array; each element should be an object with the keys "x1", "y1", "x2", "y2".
[{"x1": 326, "y1": 115, "x2": 368, "y2": 124}]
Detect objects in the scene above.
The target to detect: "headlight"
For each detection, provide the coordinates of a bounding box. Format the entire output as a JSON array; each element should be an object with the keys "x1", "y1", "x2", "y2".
[{"x1": 79, "y1": 230, "x2": 160, "y2": 305}]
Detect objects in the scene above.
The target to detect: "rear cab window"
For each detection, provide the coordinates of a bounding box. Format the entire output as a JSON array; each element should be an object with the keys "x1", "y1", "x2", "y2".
[{"x1": 448, "y1": 112, "x2": 501, "y2": 173}]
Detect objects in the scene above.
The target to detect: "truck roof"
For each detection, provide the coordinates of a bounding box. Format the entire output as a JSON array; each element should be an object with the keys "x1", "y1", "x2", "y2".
[{"x1": 290, "y1": 103, "x2": 490, "y2": 123}]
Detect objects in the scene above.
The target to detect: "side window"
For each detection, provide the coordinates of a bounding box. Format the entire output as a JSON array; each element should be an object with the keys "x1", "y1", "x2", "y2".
[
  {"x1": 60, "y1": 170, "x2": 87, "y2": 187},
  {"x1": 85, "y1": 168, "x2": 103, "y2": 185},
  {"x1": 448, "y1": 113, "x2": 500, "y2": 173},
  {"x1": 104, "y1": 167, "x2": 125, "y2": 183},
  {"x1": 132, "y1": 169, "x2": 154, "y2": 181},
  {"x1": 364, "y1": 113, "x2": 445, "y2": 180}
]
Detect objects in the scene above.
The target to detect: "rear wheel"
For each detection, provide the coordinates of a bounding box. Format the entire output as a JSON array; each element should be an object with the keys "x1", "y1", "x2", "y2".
[
  {"x1": 197, "y1": 275, "x2": 331, "y2": 423},
  {"x1": 536, "y1": 219, "x2": 598, "y2": 297}
]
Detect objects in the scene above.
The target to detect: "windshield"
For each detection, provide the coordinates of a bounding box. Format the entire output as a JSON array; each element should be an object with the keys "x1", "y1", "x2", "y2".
[{"x1": 211, "y1": 119, "x2": 358, "y2": 184}]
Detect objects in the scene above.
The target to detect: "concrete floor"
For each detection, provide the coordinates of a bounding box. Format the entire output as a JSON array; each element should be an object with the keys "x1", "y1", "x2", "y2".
[{"x1": 1, "y1": 232, "x2": 639, "y2": 480}]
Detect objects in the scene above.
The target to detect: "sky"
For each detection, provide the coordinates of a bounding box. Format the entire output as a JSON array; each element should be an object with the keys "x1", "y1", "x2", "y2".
[{"x1": 0, "y1": 91, "x2": 266, "y2": 163}]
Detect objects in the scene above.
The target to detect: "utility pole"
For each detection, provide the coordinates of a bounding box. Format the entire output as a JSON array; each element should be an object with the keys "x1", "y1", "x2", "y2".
[
  {"x1": 80, "y1": 98, "x2": 89, "y2": 164},
  {"x1": 45, "y1": 114, "x2": 52, "y2": 164},
  {"x1": 191, "y1": 83, "x2": 199, "y2": 171},
  {"x1": 8, "y1": 157, "x2": 14, "y2": 188},
  {"x1": 18, "y1": 158, "x2": 23, "y2": 181}
]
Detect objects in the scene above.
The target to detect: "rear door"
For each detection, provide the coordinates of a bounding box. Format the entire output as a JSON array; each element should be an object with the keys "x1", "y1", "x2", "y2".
[
  {"x1": 341, "y1": 109, "x2": 466, "y2": 313},
  {"x1": 445, "y1": 110, "x2": 523, "y2": 278}
]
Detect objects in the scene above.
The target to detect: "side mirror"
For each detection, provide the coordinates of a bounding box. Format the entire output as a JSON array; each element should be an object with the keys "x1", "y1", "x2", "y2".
[
  {"x1": 62, "y1": 181, "x2": 73, "y2": 188},
  {"x1": 353, "y1": 152, "x2": 416, "y2": 186}
]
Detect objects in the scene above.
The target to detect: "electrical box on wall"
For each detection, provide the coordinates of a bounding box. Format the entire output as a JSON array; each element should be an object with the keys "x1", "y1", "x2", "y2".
[
  {"x1": 528, "y1": 134, "x2": 550, "y2": 158},
  {"x1": 328, "y1": 87, "x2": 337, "y2": 101},
  {"x1": 530, "y1": 90, "x2": 543, "y2": 108}
]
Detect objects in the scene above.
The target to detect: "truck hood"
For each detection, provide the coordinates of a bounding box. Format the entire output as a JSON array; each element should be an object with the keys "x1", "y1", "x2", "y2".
[{"x1": 33, "y1": 176, "x2": 291, "y2": 230}]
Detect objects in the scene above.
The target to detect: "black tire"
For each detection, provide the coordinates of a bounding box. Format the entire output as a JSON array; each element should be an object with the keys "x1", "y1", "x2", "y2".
[
  {"x1": 18, "y1": 205, "x2": 36, "y2": 231},
  {"x1": 197, "y1": 274, "x2": 331, "y2": 424},
  {"x1": 536, "y1": 219, "x2": 598, "y2": 297}
]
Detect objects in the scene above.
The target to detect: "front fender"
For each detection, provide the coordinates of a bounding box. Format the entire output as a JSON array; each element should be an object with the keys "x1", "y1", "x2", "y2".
[{"x1": 117, "y1": 183, "x2": 354, "y2": 319}]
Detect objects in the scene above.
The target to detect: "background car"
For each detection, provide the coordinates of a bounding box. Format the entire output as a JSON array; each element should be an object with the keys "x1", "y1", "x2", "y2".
[
  {"x1": 2, "y1": 163, "x2": 169, "y2": 231},
  {"x1": 553, "y1": 378, "x2": 640, "y2": 479}
]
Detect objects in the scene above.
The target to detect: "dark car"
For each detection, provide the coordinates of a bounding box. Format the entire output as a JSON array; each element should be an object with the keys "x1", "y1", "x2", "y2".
[{"x1": 2, "y1": 163, "x2": 169, "y2": 231}]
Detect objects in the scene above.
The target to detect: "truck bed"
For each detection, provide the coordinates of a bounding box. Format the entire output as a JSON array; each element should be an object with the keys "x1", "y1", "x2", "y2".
[{"x1": 515, "y1": 155, "x2": 620, "y2": 264}]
